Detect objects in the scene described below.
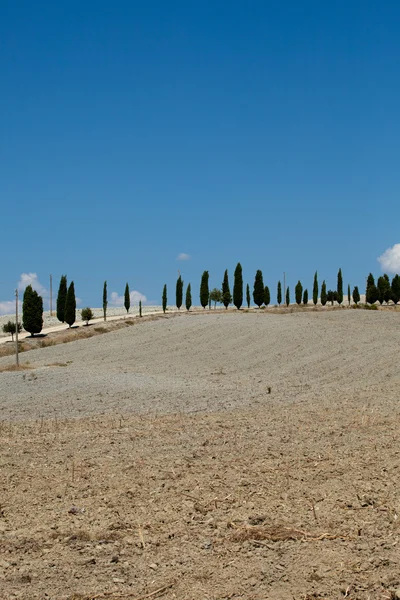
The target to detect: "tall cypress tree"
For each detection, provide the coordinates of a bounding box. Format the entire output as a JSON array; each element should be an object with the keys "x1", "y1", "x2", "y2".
[
  {"x1": 277, "y1": 281, "x2": 282, "y2": 305},
  {"x1": 321, "y1": 280, "x2": 327, "y2": 306},
  {"x1": 124, "y1": 283, "x2": 130, "y2": 313},
  {"x1": 162, "y1": 284, "x2": 167, "y2": 313},
  {"x1": 233, "y1": 263, "x2": 243, "y2": 309},
  {"x1": 366, "y1": 273, "x2": 378, "y2": 304},
  {"x1": 22, "y1": 285, "x2": 43, "y2": 336},
  {"x1": 295, "y1": 280, "x2": 303, "y2": 305},
  {"x1": 56, "y1": 275, "x2": 67, "y2": 323},
  {"x1": 176, "y1": 275, "x2": 183, "y2": 310},
  {"x1": 185, "y1": 283, "x2": 192, "y2": 311},
  {"x1": 200, "y1": 271, "x2": 209, "y2": 309},
  {"x1": 347, "y1": 283, "x2": 351, "y2": 306},
  {"x1": 103, "y1": 281, "x2": 108, "y2": 321},
  {"x1": 383, "y1": 274, "x2": 391, "y2": 303},
  {"x1": 353, "y1": 286, "x2": 360, "y2": 305},
  {"x1": 313, "y1": 272, "x2": 318, "y2": 305},
  {"x1": 253, "y1": 270, "x2": 264, "y2": 308},
  {"x1": 264, "y1": 286, "x2": 270, "y2": 307},
  {"x1": 391, "y1": 274, "x2": 400, "y2": 304},
  {"x1": 337, "y1": 268, "x2": 343, "y2": 305},
  {"x1": 285, "y1": 286, "x2": 290, "y2": 307},
  {"x1": 222, "y1": 269, "x2": 232, "y2": 309},
  {"x1": 303, "y1": 289, "x2": 308, "y2": 305},
  {"x1": 65, "y1": 281, "x2": 76, "y2": 328},
  {"x1": 246, "y1": 283, "x2": 251, "y2": 308}
]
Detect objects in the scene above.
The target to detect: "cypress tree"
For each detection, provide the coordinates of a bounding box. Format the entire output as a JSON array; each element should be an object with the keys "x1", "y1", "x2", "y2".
[
  {"x1": 22, "y1": 285, "x2": 43, "y2": 336},
  {"x1": 303, "y1": 289, "x2": 308, "y2": 305},
  {"x1": 313, "y1": 272, "x2": 318, "y2": 305},
  {"x1": 200, "y1": 271, "x2": 209, "y2": 309},
  {"x1": 321, "y1": 280, "x2": 327, "y2": 306},
  {"x1": 162, "y1": 284, "x2": 167, "y2": 313},
  {"x1": 347, "y1": 283, "x2": 351, "y2": 305},
  {"x1": 176, "y1": 275, "x2": 183, "y2": 310},
  {"x1": 233, "y1": 263, "x2": 243, "y2": 309},
  {"x1": 353, "y1": 286, "x2": 360, "y2": 305},
  {"x1": 295, "y1": 280, "x2": 303, "y2": 305},
  {"x1": 277, "y1": 281, "x2": 282, "y2": 305},
  {"x1": 65, "y1": 281, "x2": 76, "y2": 328},
  {"x1": 337, "y1": 268, "x2": 343, "y2": 305},
  {"x1": 56, "y1": 275, "x2": 67, "y2": 323},
  {"x1": 185, "y1": 283, "x2": 192, "y2": 311},
  {"x1": 391, "y1": 274, "x2": 400, "y2": 304},
  {"x1": 383, "y1": 274, "x2": 391, "y2": 303},
  {"x1": 366, "y1": 273, "x2": 378, "y2": 304},
  {"x1": 124, "y1": 283, "x2": 130, "y2": 313},
  {"x1": 285, "y1": 286, "x2": 290, "y2": 307},
  {"x1": 264, "y1": 286, "x2": 270, "y2": 307},
  {"x1": 139, "y1": 300, "x2": 142, "y2": 317},
  {"x1": 222, "y1": 269, "x2": 232, "y2": 309},
  {"x1": 246, "y1": 284, "x2": 251, "y2": 308},
  {"x1": 253, "y1": 270, "x2": 264, "y2": 308},
  {"x1": 103, "y1": 281, "x2": 108, "y2": 321}
]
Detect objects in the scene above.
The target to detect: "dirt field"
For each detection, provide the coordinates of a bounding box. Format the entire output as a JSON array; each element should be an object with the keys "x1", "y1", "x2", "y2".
[{"x1": 1, "y1": 309, "x2": 400, "y2": 599}]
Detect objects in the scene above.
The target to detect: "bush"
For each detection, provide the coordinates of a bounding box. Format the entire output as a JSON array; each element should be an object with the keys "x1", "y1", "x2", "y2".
[
  {"x1": 80, "y1": 307, "x2": 94, "y2": 325},
  {"x1": 2, "y1": 321, "x2": 22, "y2": 341}
]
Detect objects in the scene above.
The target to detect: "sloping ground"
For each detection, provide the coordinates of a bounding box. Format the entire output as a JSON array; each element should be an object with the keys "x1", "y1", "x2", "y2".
[{"x1": 0, "y1": 310, "x2": 400, "y2": 599}]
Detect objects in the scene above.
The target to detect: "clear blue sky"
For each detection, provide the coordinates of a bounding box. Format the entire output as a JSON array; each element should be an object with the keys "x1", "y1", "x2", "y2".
[{"x1": 1, "y1": 1, "x2": 399, "y2": 311}]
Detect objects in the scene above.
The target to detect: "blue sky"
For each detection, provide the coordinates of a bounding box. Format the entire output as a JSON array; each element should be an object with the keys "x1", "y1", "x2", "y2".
[{"x1": 1, "y1": 1, "x2": 400, "y2": 312}]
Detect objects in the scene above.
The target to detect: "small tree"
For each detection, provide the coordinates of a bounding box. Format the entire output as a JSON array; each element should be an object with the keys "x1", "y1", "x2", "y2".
[
  {"x1": 303, "y1": 289, "x2": 308, "y2": 305},
  {"x1": 2, "y1": 321, "x2": 22, "y2": 342},
  {"x1": 200, "y1": 271, "x2": 209, "y2": 309},
  {"x1": 81, "y1": 307, "x2": 94, "y2": 325},
  {"x1": 295, "y1": 280, "x2": 303, "y2": 305},
  {"x1": 65, "y1": 281, "x2": 76, "y2": 327},
  {"x1": 222, "y1": 269, "x2": 232, "y2": 309},
  {"x1": 22, "y1": 285, "x2": 43, "y2": 336},
  {"x1": 391, "y1": 274, "x2": 400, "y2": 304},
  {"x1": 176, "y1": 275, "x2": 183, "y2": 310},
  {"x1": 246, "y1": 283, "x2": 251, "y2": 308},
  {"x1": 210, "y1": 288, "x2": 222, "y2": 309},
  {"x1": 162, "y1": 284, "x2": 167, "y2": 314},
  {"x1": 264, "y1": 286, "x2": 270, "y2": 307},
  {"x1": 139, "y1": 300, "x2": 142, "y2": 317},
  {"x1": 233, "y1": 263, "x2": 243, "y2": 309},
  {"x1": 285, "y1": 287, "x2": 290, "y2": 307},
  {"x1": 327, "y1": 290, "x2": 337, "y2": 306},
  {"x1": 56, "y1": 275, "x2": 67, "y2": 323},
  {"x1": 277, "y1": 281, "x2": 282, "y2": 305},
  {"x1": 185, "y1": 283, "x2": 192, "y2": 311},
  {"x1": 253, "y1": 270, "x2": 264, "y2": 308},
  {"x1": 337, "y1": 268, "x2": 343, "y2": 305},
  {"x1": 366, "y1": 273, "x2": 378, "y2": 304},
  {"x1": 124, "y1": 283, "x2": 130, "y2": 313},
  {"x1": 353, "y1": 286, "x2": 360, "y2": 305},
  {"x1": 313, "y1": 272, "x2": 318, "y2": 305},
  {"x1": 347, "y1": 283, "x2": 351, "y2": 306},
  {"x1": 103, "y1": 281, "x2": 108, "y2": 321},
  {"x1": 321, "y1": 280, "x2": 327, "y2": 306}
]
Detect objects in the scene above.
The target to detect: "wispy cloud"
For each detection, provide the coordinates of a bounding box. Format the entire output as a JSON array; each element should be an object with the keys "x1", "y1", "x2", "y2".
[
  {"x1": 378, "y1": 244, "x2": 400, "y2": 273},
  {"x1": 110, "y1": 290, "x2": 147, "y2": 307},
  {"x1": 0, "y1": 273, "x2": 49, "y2": 315},
  {"x1": 0, "y1": 300, "x2": 21, "y2": 316},
  {"x1": 176, "y1": 253, "x2": 191, "y2": 261}
]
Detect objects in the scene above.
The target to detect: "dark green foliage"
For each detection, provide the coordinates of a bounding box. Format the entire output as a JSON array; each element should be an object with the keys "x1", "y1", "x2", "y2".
[
  {"x1": 176, "y1": 275, "x2": 183, "y2": 310},
  {"x1": 313, "y1": 272, "x2": 318, "y2": 305},
  {"x1": 56, "y1": 275, "x2": 67, "y2": 323},
  {"x1": 352, "y1": 286, "x2": 360, "y2": 305},
  {"x1": 253, "y1": 270, "x2": 264, "y2": 308},
  {"x1": 303, "y1": 289, "x2": 308, "y2": 305},
  {"x1": 210, "y1": 288, "x2": 222, "y2": 308},
  {"x1": 81, "y1": 307, "x2": 94, "y2": 325},
  {"x1": 377, "y1": 274, "x2": 391, "y2": 304},
  {"x1": 185, "y1": 283, "x2": 192, "y2": 311},
  {"x1": 124, "y1": 283, "x2": 130, "y2": 313},
  {"x1": 327, "y1": 290, "x2": 338, "y2": 306},
  {"x1": 222, "y1": 270, "x2": 232, "y2": 309},
  {"x1": 347, "y1": 284, "x2": 351, "y2": 306},
  {"x1": 285, "y1": 287, "x2": 290, "y2": 306},
  {"x1": 2, "y1": 320, "x2": 22, "y2": 341},
  {"x1": 321, "y1": 281, "x2": 327, "y2": 306},
  {"x1": 22, "y1": 285, "x2": 43, "y2": 336},
  {"x1": 233, "y1": 263, "x2": 243, "y2": 309},
  {"x1": 277, "y1": 281, "x2": 282, "y2": 305},
  {"x1": 139, "y1": 300, "x2": 142, "y2": 317},
  {"x1": 200, "y1": 271, "x2": 209, "y2": 309},
  {"x1": 366, "y1": 273, "x2": 378, "y2": 304},
  {"x1": 103, "y1": 281, "x2": 108, "y2": 321},
  {"x1": 295, "y1": 280, "x2": 303, "y2": 305},
  {"x1": 337, "y1": 268, "x2": 343, "y2": 305},
  {"x1": 391, "y1": 274, "x2": 400, "y2": 304},
  {"x1": 162, "y1": 284, "x2": 167, "y2": 314},
  {"x1": 246, "y1": 284, "x2": 251, "y2": 308},
  {"x1": 65, "y1": 281, "x2": 76, "y2": 327},
  {"x1": 264, "y1": 286, "x2": 270, "y2": 307}
]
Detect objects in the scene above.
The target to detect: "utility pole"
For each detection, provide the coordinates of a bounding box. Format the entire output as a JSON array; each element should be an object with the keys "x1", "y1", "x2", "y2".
[
  {"x1": 283, "y1": 272, "x2": 286, "y2": 304},
  {"x1": 50, "y1": 274, "x2": 53, "y2": 316},
  {"x1": 15, "y1": 289, "x2": 19, "y2": 367}
]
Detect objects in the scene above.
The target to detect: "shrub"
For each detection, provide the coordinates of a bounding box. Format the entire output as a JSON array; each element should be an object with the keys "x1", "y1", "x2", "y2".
[
  {"x1": 2, "y1": 321, "x2": 22, "y2": 341},
  {"x1": 210, "y1": 288, "x2": 222, "y2": 309},
  {"x1": 81, "y1": 307, "x2": 94, "y2": 325}
]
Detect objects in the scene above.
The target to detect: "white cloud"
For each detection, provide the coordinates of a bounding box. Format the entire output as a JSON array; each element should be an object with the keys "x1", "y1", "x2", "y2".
[
  {"x1": 378, "y1": 244, "x2": 400, "y2": 273},
  {"x1": 110, "y1": 290, "x2": 147, "y2": 307},
  {"x1": 0, "y1": 301, "x2": 21, "y2": 316},
  {"x1": 176, "y1": 253, "x2": 191, "y2": 261},
  {"x1": 18, "y1": 273, "x2": 48, "y2": 297}
]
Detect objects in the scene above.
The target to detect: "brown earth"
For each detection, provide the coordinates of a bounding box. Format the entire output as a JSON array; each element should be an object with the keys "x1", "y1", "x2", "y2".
[{"x1": 0, "y1": 309, "x2": 400, "y2": 600}]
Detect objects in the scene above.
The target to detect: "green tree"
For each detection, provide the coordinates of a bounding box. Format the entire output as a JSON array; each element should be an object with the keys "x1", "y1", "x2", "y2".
[
  {"x1": 139, "y1": 300, "x2": 142, "y2": 317},
  {"x1": 246, "y1": 283, "x2": 251, "y2": 308},
  {"x1": 327, "y1": 290, "x2": 338, "y2": 306},
  {"x1": 253, "y1": 270, "x2": 264, "y2": 308},
  {"x1": 391, "y1": 274, "x2": 400, "y2": 304},
  {"x1": 321, "y1": 280, "x2": 327, "y2": 306},
  {"x1": 347, "y1": 283, "x2": 351, "y2": 306},
  {"x1": 81, "y1": 307, "x2": 94, "y2": 325},
  {"x1": 65, "y1": 281, "x2": 76, "y2": 327},
  {"x1": 103, "y1": 281, "x2": 108, "y2": 321},
  {"x1": 185, "y1": 283, "x2": 192, "y2": 311},
  {"x1": 233, "y1": 263, "x2": 243, "y2": 309},
  {"x1": 353, "y1": 286, "x2": 360, "y2": 305},
  {"x1": 295, "y1": 280, "x2": 303, "y2": 305},
  {"x1": 303, "y1": 289, "x2": 308, "y2": 305},
  {"x1": 264, "y1": 286, "x2": 270, "y2": 307},
  {"x1": 277, "y1": 280, "x2": 282, "y2": 305},
  {"x1": 162, "y1": 284, "x2": 167, "y2": 314},
  {"x1": 56, "y1": 275, "x2": 67, "y2": 323},
  {"x1": 200, "y1": 271, "x2": 209, "y2": 309},
  {"x1": 176, "y1": 275, "x2": 183, "y2": 310},
  {"x1": 222, "y1": 269, "x2": 232, "y2": 309},
  {"x1": 313, "y1": 272, "x2": 318, "y2": 305},
  {"x1": 366, "y1": 273, "x2": 378, "y2": 304},
  {"x1": 337, "y1": 268, "x2": 343, "y2": 305},
  {"x1": 210, "y1": 288, "x2": 222, "y2": 309},
  {"x1": 285, "y1": 286, "x2": 290, "y2": 307},
  {"x1": 124, "y1": 283, "x2": 130, "y2": 313},
  {"x1": 22, "y1": 285, "x2": 43, "y2": 336},
  {"x1": 383, "y1": 274, "x2": 391, "y2": 303},
  {"x1": 2, "y1": 320, "x2": 22, "y2": 342}
]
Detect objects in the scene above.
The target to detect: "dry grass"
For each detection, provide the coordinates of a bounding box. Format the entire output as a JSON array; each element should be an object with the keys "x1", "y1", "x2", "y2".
[{"x1": 0, "y1": 362, "x2": 32, "y2": 372}]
